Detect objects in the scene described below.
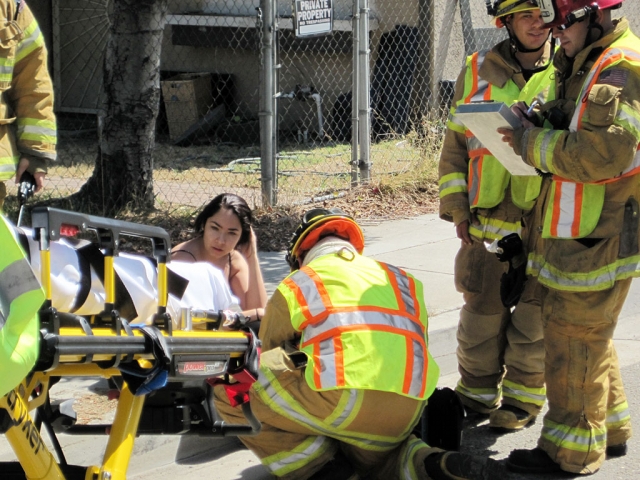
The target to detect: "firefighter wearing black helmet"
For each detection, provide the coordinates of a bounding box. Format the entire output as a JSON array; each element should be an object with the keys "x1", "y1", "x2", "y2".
[
  {"x1": 438, "y1": 0, "x2": 554, "y2": 433},
  {"x1": 213, "y1": 208, "x2": 501, "y2": 479}
]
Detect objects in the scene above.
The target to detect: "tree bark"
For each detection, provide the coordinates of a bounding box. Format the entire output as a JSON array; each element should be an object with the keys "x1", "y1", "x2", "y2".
[{"x1": 71, "y1": 0, "x2": 167, "y2": 216}]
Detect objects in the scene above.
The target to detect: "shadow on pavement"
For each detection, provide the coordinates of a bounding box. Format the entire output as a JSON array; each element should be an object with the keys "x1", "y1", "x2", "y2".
[{"x1": 176, "y1": 435, "x2": 246, "y2": 465}]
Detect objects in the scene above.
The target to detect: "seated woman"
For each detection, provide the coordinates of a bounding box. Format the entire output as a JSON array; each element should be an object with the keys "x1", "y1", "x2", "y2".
[{"x1": 172, "y1": 193, "x2": 268, "y2": 324}]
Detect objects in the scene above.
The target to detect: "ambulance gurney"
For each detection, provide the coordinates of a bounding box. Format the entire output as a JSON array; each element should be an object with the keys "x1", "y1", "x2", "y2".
[
  {"x1": 0, "y1": 207, "x2": 261, "y2": 480},
  {"x1": 15, "y1": 210, "x2": 240, "y2": 330}
]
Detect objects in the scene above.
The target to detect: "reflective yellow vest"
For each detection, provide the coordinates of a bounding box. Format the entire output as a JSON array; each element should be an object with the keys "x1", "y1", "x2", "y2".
[
  {"x1": 540, "y1": 31, "x2": 640, "y2": 239},
  {"x1": 456, "y1": 51, "x2": 553, "y2": 213},
  {"x1": 459, "y1": 51, "x2": 521, "y2": 211},
  {"x1": 277, "y1": 252, "x2": 439, "y2": 400},
  {"x1": 0, "y1": 214, "x2": 45, "y2": 397},
  {"x1": 445, "y1": 51, "x2": 553, "y2": 241},
  {"x1": 512, "y1": 62, "x2": 557, "y2": 208}
]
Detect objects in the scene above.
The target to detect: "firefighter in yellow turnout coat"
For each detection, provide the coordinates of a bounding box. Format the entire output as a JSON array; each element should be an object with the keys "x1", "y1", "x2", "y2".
[
  {"x1": 0, "y1": 0, "x2": 56, "y2": 208},
  {"x1": 501, "y1": 0, "x2": 637, "y2": 475},
  {"x1": 214, "y1": 209, "x2": 500, "y2": 480},
  {"x1": 438, "y1": 0, "x2": 553, "y2": 430}
]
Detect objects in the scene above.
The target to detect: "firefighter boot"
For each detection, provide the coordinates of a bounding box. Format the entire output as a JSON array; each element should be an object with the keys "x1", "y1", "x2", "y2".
[
  {"x1": 506, "y1": 447, "x2": 563, "y2": 474},
  {"x1": 424, "y1": 451, "x2": 504, "y2": 479},
  {"x1": 606, "y1": 443, "x2": 627, "y2": 457},
  {"x1": 489, "y1": 404, "x2": 536, "y2": 431}
]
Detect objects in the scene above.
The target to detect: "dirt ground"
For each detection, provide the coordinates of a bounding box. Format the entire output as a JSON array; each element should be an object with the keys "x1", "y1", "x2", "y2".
[
  {"x1": 2, "y1": 127, "x2": 441, "y2": 256},
  {"x1": 128, "y1": 180, "x2": 441, "y2": 254}
]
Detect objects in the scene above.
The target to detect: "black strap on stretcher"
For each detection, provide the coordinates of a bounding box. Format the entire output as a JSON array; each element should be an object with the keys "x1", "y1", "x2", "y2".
[
  {"x1": 118, "y1": 326, "x2": 172, "y2": 396},
  {"x1": 72, "y1": 243, "x2": 138, "y2": 320},
  {"x1": 53, "y1": 242, "x2": 190, "y2": 319}
]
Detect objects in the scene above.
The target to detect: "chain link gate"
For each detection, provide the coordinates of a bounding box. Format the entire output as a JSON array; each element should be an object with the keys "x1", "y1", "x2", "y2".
[{"x1": 10, "y1": 1, "x2": 640, "y2": 211}]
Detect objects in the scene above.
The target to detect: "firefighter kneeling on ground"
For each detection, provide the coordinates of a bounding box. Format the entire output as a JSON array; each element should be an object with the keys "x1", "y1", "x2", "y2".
[{"x1": 213, "y1": 209, "x2": 501, "y2": 480}]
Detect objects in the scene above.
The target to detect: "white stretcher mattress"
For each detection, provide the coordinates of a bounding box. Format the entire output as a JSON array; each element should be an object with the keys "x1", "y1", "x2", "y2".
[{"x1": 16, "y1": 226, "x2": 240, "y2": 328}]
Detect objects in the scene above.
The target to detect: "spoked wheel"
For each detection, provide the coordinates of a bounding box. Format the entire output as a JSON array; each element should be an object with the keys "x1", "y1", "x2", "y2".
[{"x1": 52, "y1": 0, "x2": 113, "y2": 113}]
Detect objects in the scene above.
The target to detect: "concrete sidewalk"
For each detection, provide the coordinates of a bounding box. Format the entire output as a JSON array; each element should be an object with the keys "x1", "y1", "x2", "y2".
[
  {"x1": 129, "y1": 214, "x2": 640, "y2": 479},
  {"x1": 1, "y1": 214, "x2": 639, "y2": 479}
]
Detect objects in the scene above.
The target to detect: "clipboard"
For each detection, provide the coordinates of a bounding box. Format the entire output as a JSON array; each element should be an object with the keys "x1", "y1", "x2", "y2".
[{"x1": 455, "y1": 101, "x2": 537, "y2": 176}]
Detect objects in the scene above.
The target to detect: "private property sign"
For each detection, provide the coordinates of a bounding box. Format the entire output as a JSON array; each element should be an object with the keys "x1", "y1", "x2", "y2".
[{"x1": 294, "y1": 0, "x2": 333, "y2": 37}]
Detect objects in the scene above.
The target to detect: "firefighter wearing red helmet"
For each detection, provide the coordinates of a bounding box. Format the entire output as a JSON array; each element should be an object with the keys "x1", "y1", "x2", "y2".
[
  {"x1": 536, "y1": 0, "x2": 623, "y2": 29},
  {"x1": 213, "y1": 209, "x2": 502, "y2": 479},
  {"x1": 438, "y1": 0, "x2": 554, "y2": 433},
  {"x1": 499, "y1": 0, "x2": 638, "y2": 475}
]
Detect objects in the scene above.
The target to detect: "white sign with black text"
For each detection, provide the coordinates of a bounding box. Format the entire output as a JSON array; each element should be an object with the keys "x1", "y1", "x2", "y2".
[{"x1": 294, "y1": 0, "x2": 333, "y2": 37}]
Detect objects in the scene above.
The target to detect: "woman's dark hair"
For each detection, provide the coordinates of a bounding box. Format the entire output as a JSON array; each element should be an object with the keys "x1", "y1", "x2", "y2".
[{"x1": 194, "y1": 193, "x2": 253, "y2": 246}]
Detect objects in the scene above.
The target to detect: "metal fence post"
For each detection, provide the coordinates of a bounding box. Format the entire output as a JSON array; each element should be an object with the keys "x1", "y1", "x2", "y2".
[
  {"x1": 459, "y1": 0, "x2": 477, "y2": 56},
  {"x1": 416, "y1": 0, "x2": 435, "y2": 117},
  {"x1": 432, "y1": 0, "x2": 458, "y2": 110},
  {"x1": 350, "y1": 0, "x2": 360, "y2": 187},
  {"x1": 259, "y1": 0, "x2": 276, "y2": 207},
  {"x1": 357, "y1": 0, "x2": 371, "y2": 183}
]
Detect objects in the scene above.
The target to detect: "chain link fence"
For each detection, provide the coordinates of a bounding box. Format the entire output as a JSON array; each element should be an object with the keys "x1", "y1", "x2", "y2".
[{"x1": 14, "y1": 1, "x2": 640, "y2": 211}]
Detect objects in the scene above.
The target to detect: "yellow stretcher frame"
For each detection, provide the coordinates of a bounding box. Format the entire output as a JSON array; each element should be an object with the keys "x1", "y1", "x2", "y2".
[{"x1": 0, "y1": 207, "x2": 261, "y2": 480}]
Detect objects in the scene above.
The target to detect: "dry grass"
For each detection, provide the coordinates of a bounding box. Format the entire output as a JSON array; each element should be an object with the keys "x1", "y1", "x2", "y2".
[
  {"x1": 8, "y1": 116, "x2": 445, "y2": 253},
  {"x1": 121, "y1": 116, "x2": 443, "y2": 252}
]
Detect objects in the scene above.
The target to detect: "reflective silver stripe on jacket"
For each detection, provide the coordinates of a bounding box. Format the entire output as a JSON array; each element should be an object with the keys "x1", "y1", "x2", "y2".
[
  {"x1": 309, "y1": 312, "x2": 426, "y2": 396},
  {"x1": 537, "y1": 129, "x2": 557, "y2": 172},
  {"x1": 439, "y1": 175, "x2": 467, "y2": 193},
  {"x1": 528, "y1": 255, "x2": 640, "y2": 289},
  {"x1": 448, "y1": 109, "x2": 466, "y2": 129},
  {"x1": 470, "y1": 51, "x2": 489, "y2": 102},
  {"x1": 17, "y1": 123, "x2": 57, "y2": 139},
  {"x1": 606, "y1": 405, "x2": 630, "y2": 426},
  {"x1": 469, "y1": 157, "x2": 481, "y2": 200},
  {"x1": 304, "y1": 311, "x2": 425, "y2": 343},
  {"x1": 0, "y1": 163, "x2": 16, "y2": 174},
  {"x1": 0, "y1": 258, "x2": 40, "y2": 330},
  {"x1": 15, "y1": 21, "x2": 43, "y2": 61},
  {"x1": 290, "y1": 269, "x2": 328, "y2": 318},
  {"x1": 384, "y1": 263, "x2": 416, "y2": 316},
  {"x1": 470, "y1": 218, "x2": 522, "y2": 238}
]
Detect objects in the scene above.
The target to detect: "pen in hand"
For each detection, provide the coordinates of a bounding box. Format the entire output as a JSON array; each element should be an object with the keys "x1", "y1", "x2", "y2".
[{"x1": 525, "y1": 100, "x2": 539, "y2": 118}]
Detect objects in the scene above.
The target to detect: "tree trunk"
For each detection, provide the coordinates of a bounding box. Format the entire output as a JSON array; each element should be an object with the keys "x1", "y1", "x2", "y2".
[{"x1": 71, "y1": 0, "x2": 167, "y2": 216}]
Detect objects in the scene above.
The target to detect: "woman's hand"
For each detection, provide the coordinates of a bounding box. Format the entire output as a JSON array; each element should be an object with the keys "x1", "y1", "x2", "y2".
[
  {"x1": 234, "y1": 226, "x2": 268, "y2": 311},
  {"x1": 236, "y1": 227, "x2": 258, "y2": 260}
]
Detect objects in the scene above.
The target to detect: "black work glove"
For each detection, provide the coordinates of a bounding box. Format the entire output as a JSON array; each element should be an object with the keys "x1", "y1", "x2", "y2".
[
  {"x1": 495, "y1": 233, "x2": 523, "y2": 263},
  {"x1": 500, "y1": 262, "x2": 527, "y2": 308},
  {"x1": 495, "y1": 233, "x2": 528, "y2": 308}
]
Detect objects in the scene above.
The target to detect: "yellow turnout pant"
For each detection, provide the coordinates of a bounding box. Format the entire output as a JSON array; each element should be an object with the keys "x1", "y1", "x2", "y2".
[
  {"x1": 538, "y1": 279, "x2": 633, "y2": 474},
  {"x1": 454, "y1": 238, "x2": 545, "y2": 415},
  {"x1": 214, "y1": 363, "x2": 440, "y2": 479}
]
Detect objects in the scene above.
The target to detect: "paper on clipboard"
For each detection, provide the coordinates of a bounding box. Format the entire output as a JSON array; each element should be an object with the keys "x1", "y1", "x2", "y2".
[{"x1": 455, "y1": 101, "x2": 537, "y2": 176}]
